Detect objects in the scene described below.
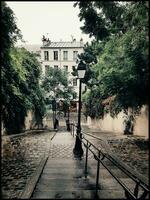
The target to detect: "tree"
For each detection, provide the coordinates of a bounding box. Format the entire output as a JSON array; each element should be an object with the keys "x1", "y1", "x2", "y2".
[
  {"x1": 17, "y1": 47, "x2": 46, "y2": 128},
  {"x1": 82, "y1": 87, "x2": 105, "y2": 119},
  {"x1": 74, "y1": 1, "x2": 126, "y2": 40},
  {"x1": 2, "y1": 47, "x2": 46, "y2": 134},
  {"x1": 1, "y1": 2, "x2": 23, "y2": 134},
  {"x1": 1, "y1": 2, "x2": 22, "y2": 52},
  {"x1": 75, "y1": 1, "x2": 149, "y2": 124},
  {"x1": 95, "y1": 27, "x2": 149, "y2": 115},
  {"x1": 41, "y1": 67, "x2": 75, "y2": 116},
  {"x1": 1, "y1": 2, "x2": 46, "y2": 134}
]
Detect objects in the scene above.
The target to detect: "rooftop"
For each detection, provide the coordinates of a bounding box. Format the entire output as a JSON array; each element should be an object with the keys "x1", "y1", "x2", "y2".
[
  {"x1": 41, "y1": 41, "x2": 84, "y2": 48},
  {"x1": 17, "y1": 40, "x2": 84, "y2": 52}
]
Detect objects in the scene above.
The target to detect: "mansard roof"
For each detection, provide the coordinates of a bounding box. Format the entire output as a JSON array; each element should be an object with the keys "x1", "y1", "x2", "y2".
[{"x1": 41, "y1": 41, "x2": 84, "y2": 48}]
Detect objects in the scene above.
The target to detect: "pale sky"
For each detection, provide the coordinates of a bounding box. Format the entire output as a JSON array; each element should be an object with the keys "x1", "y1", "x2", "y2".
[{"x1": 6, "y1": 1, "x2": 93, "y2": 45}]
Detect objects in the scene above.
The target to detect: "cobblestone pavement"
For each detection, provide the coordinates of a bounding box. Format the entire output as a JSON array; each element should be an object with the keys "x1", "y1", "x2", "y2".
[
  {"x1": 82, "y1": 126, "x2": 149, "y2": 179},
  {"x1": 1, "y1": 130, "x2": 54, "y2": 199},
  {"x1": 1, "y1": 125, "x2": 149, "y2": 199}
]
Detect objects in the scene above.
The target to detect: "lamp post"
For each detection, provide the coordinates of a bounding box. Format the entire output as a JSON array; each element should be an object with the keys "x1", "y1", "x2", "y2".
[
  {"x1": 50, "y1": 90, "x2": 58, "y2": 130},
  {"x1": 73, "y1": 61, "x2": 86, "y2": 157},
  {"x1": 65, "y1": 100, "x2": 71, "y2": 131},
  {"x1": 52, "y1": 98, "x2": 57, "y2": 129}
]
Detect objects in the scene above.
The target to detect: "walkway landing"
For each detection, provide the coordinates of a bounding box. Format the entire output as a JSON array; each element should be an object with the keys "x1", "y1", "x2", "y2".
[{"x1": 31, "y1": 131, "x2": 127, "y2": 199}]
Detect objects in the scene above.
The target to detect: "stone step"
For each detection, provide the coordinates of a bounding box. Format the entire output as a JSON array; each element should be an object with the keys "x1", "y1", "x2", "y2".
[
  {"x1": 31, "y1": 131, "x2": 149, "y2": 199},
  {"x1": 32, "y1": 189, "x2": 126, "y2": 199}
]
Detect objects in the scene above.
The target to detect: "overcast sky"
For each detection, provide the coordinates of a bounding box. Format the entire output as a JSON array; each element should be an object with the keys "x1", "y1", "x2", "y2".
[{"x1": 6, "y1": 1, "x2": 93, "y2": 45}]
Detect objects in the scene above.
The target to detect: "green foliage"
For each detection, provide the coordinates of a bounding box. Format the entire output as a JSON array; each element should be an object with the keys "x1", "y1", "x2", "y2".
[
  {"x1": 75, "y1": 1, "x2": 149, "y2": 120},
  {"x1": 42, "y1": 67, "x2": 76, "y2": 113},
  {"x1": 1, "y1": 2, "x2": 23, "y2": 134},
  {"x1": 82, "y1": 87, "x2": 105, "y2": 119},
  {"x1": 71, "y1": 40, "x2": 102, "y2": 87},
  {"x1": 74, "y1": 1, "x2": 125, "y2": 40},
  {"x1": 2, "y1": 47, "x2": 46, "y2": 134},
  {"x1": 1, "y1": 2, "x2": 22, "y2": 52},
  {"x1": 2, "y1": 2, "x2": 46, "y2": 134},
  {"x1": 94, "y1": 7, "x2": 149, "y2": 114}
]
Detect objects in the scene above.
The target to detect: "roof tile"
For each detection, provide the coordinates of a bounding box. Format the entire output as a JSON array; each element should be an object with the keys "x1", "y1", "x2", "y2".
[{"x1": 41, "y1": 41, "x2": 84, "y2": 48}]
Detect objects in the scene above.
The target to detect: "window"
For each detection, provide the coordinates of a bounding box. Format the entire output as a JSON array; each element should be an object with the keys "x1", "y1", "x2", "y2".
[
  {"x1": 54, "y1": 65, "x2": 58, "y2": 70},
  {"x1": 45, "y1": 65, "x2": 49, "y2": 73},
  {"x1": 54, "y1": 51, "x2": 58, "y2": 60},
  {"x1": 63, "y1": 51, "x2": 68, "y2": 60},
  {"x1": 73, "y1": 78, "x2": 77, "y2": 86},
  {"x1": 44, "y1": 51, "x2": 49, "y2": 61},
  {"x1": 73, "y1": 51, "x2": 78, "y2": 61},
  {"x1": 63, "y1": 65, "x2": 68, "y2": 71}
]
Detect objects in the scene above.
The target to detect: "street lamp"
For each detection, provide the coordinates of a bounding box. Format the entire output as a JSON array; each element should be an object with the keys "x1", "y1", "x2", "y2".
[
  {"x1": 49, "y1": 91, "x2": 56, "y2": 129},
  {"x1": 73, "y1": 61, "x2": 86, "y2": 157},
  {"x1": 52, "y1": 98, "x2": 57, "y2": 129}
]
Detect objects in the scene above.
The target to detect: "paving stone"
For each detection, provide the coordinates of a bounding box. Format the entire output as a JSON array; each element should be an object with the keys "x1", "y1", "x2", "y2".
[
  {"x1": 1, "y1": 130, "x2": 54, "y2": 199},
  {"x1": 2, "y1": 125, "x2": 149, "y2": 199}
]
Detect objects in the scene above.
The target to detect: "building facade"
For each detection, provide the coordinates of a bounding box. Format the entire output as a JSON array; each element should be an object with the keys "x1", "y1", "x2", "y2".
[{"x1": 40, "y1": 37, "x2": 85, "y2": 110}]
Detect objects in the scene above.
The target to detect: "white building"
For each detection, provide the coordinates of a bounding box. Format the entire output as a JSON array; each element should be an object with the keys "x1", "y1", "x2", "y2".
[
  {"x1": 40, "y1": 37, "x2": 85, "y2": 110},
  {"x1": 18, "y1": 37, "x2": 85, "y2": 110}
]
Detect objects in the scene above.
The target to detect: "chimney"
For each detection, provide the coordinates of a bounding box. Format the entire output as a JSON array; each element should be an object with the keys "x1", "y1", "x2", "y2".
[
  {"x1": 42, "y1": 35, "x2": 46, "y2": 46},
  {"x1": 47, "y1": 38, "x2": 51, "y2": 45},
  {"x1": 42, "y1": 35, "x2": 51, "y2": 46},
  {"x1": 80, "y1": 38, "x2": 83, "y2": 46}
]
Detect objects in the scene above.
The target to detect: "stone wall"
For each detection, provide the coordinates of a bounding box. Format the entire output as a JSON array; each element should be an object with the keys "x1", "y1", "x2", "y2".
[{"x1": 87, "y1": 105, "x2": 149, "y2": 138}]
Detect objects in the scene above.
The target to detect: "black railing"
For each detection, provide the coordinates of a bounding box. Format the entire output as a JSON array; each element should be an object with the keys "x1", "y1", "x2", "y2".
[{"x1": 70, "y1": 123, "x2": 149, "y2": 199}]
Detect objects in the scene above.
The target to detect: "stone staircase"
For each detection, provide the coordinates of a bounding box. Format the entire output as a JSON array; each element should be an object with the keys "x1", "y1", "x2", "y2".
[{"x1": 31, "y1": 131, "x2": 135, "y2": 199}]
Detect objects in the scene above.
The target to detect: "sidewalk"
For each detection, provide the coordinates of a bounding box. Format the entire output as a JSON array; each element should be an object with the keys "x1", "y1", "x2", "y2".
[{"x1": 31, "y1": 130, "x2": 127, "y2": 199}]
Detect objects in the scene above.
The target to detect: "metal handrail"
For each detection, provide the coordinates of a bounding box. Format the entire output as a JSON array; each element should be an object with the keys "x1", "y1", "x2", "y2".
[
  {"x1": 70, "y1": 123, "x2": 149, "y2": 199},
  {"x1": 84, "y1": 135, "x2": 148, "y2": 187},
  {"x1": 81, "y1": 129, "x2": 149, "y2": 185}
]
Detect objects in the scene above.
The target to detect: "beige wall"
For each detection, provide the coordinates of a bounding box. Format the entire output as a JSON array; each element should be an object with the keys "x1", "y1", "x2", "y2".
[
  {"x1": 1, "y1": 121, "x2": 5, "y2": 135},
  {"x1": 87, "y1": 105, "x2": 149, "y2": 138},
  {"x1": 24, "y1": 111, "x2": 33, "y2": 130},
  {"x1": 134, "y1": 105, "x2": 149, "y2": 138}
]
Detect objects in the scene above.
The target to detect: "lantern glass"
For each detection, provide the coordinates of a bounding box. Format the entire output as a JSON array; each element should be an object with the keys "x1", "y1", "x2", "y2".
[{"x1": 77, "y1": 69, "x2": 86, "y2": 79}]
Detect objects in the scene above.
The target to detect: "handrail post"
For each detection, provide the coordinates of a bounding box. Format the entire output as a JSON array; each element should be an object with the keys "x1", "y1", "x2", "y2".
[
  {"x1": 70, "y1": 123, "x2": 72, "y2": 135},
  {"x1": 95, "y1": 150, "x2": 101, "y2": 198},
  {"x1": 73, "y1": 124, "x2": 74, "y2": 137},
  {"x1": 71, "y1": 123, "x2": 73, "y2": 135},
  {"x1": 84, "y1": 140, "x2": 89, "y2": 178}
]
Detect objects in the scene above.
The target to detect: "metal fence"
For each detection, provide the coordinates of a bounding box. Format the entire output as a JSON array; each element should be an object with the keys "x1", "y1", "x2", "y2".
[{"x1": 70, "y1": 123, "x2": 149, "y2": 199}]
